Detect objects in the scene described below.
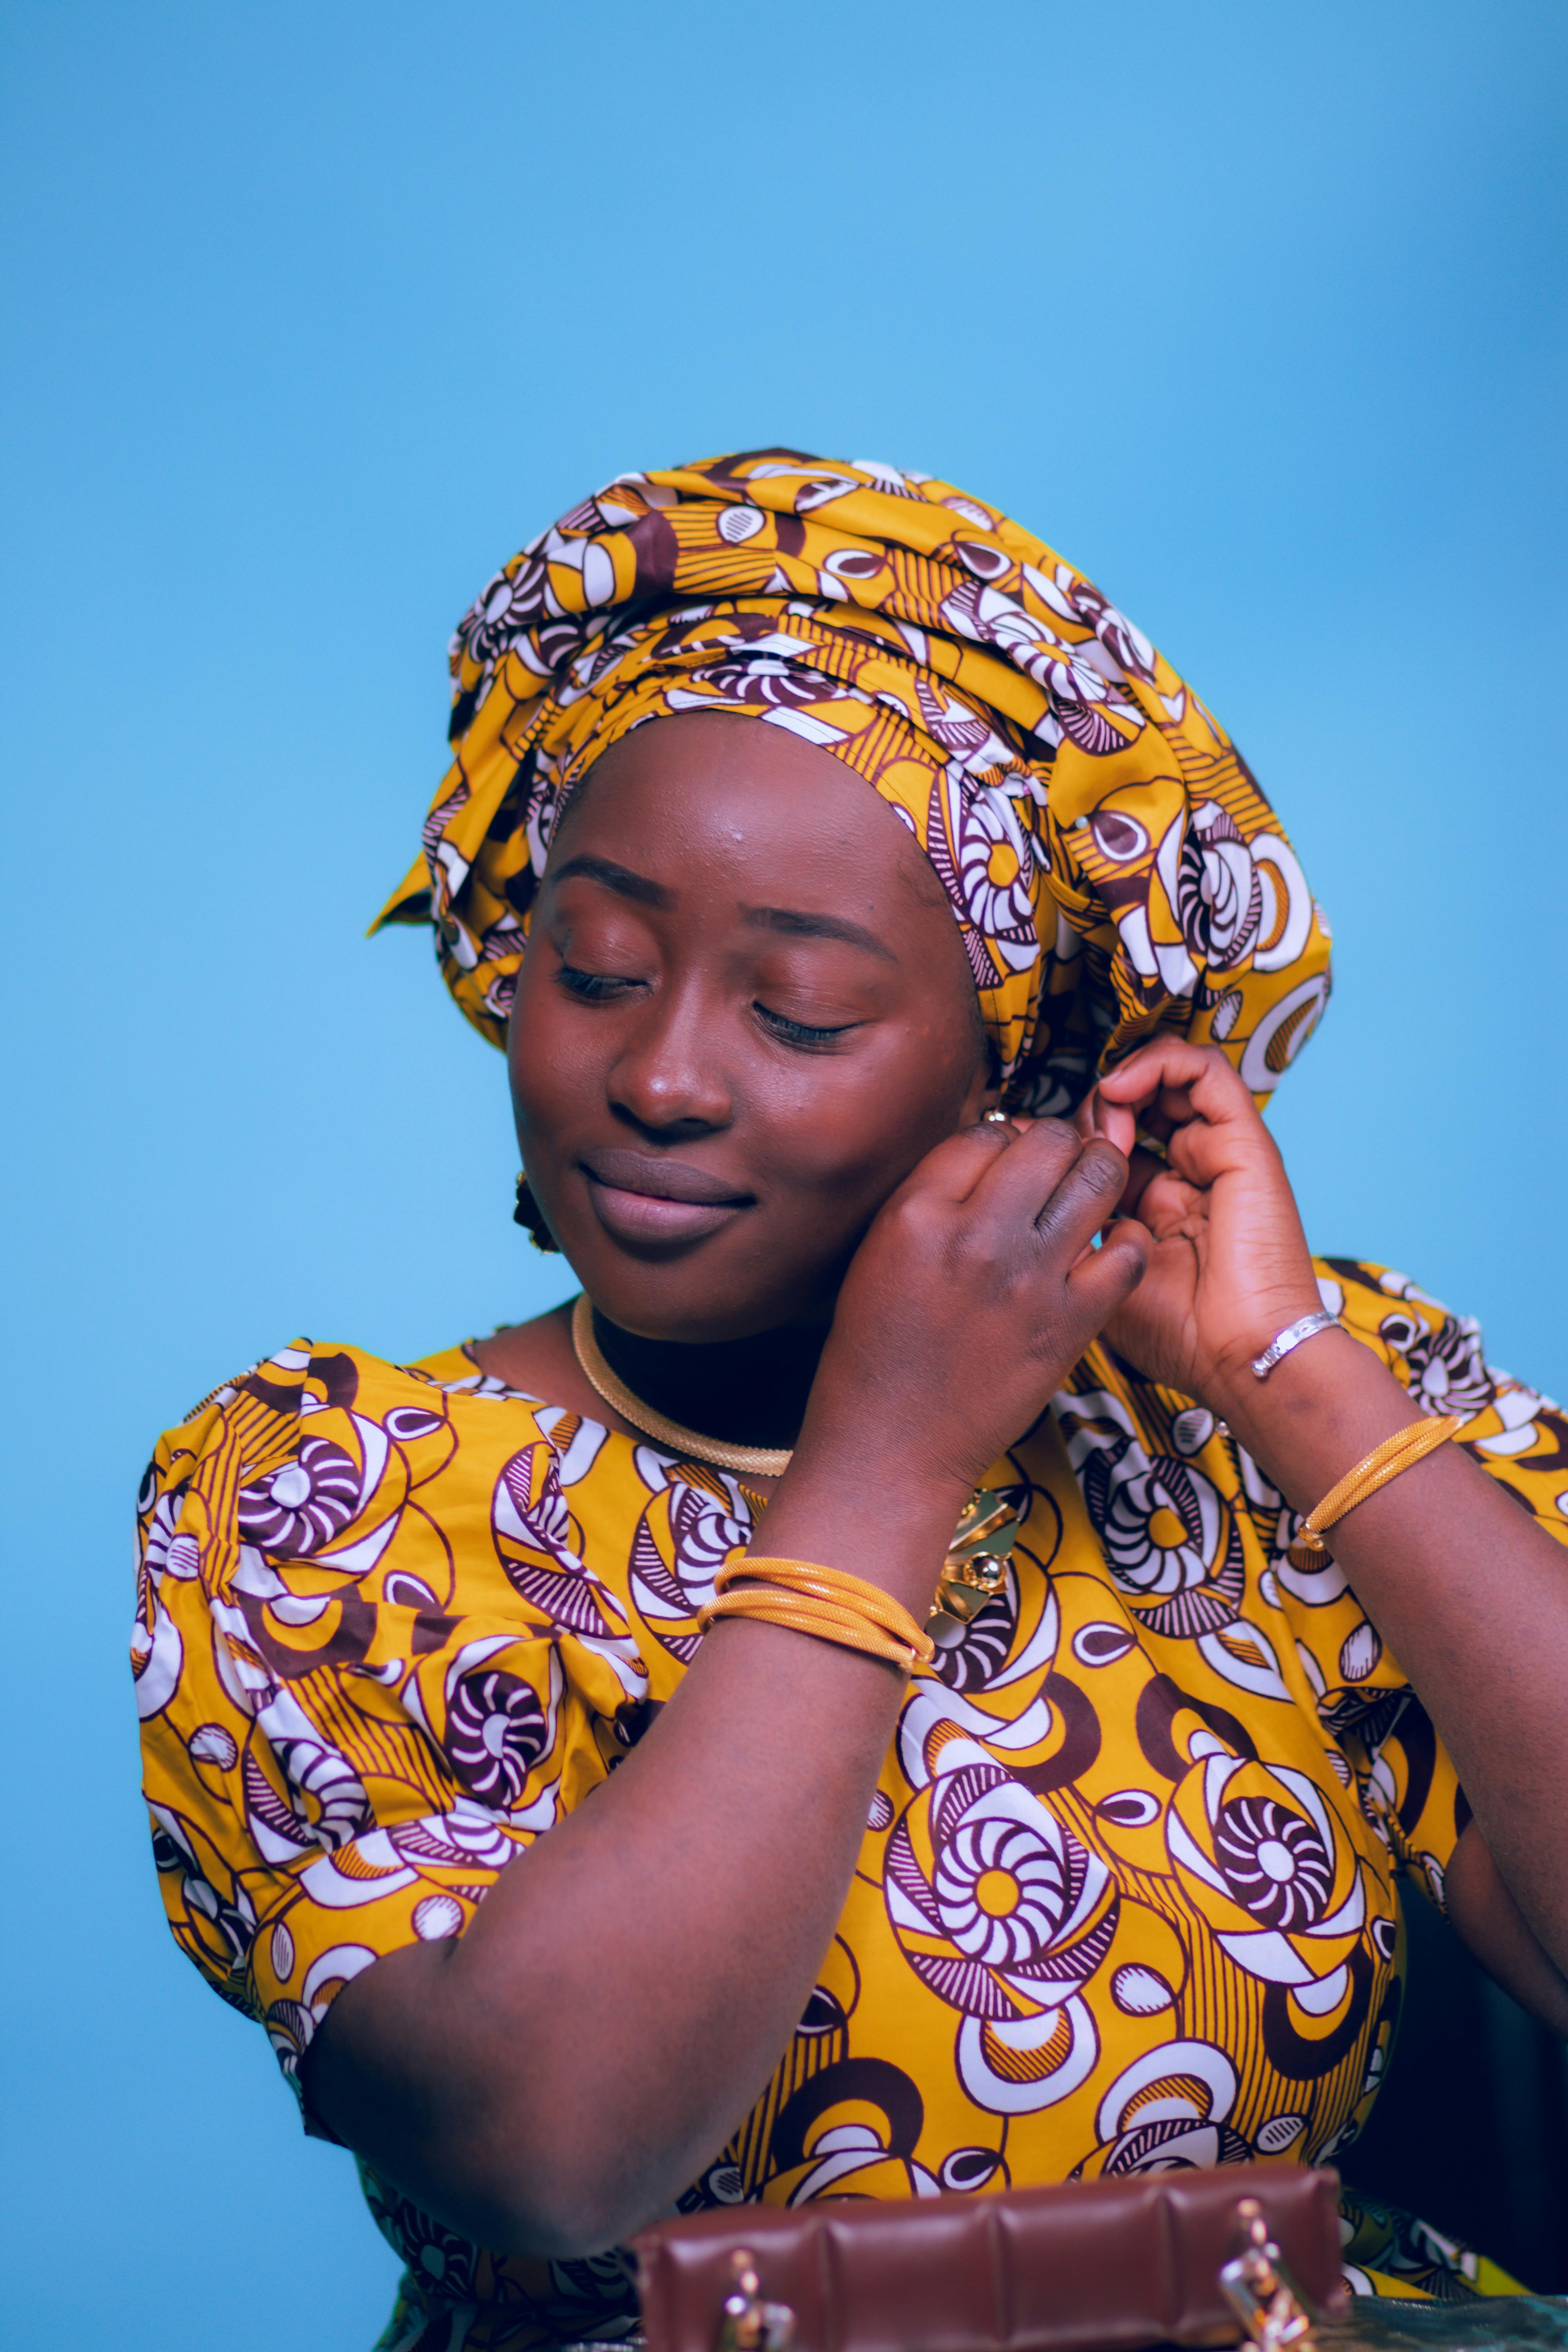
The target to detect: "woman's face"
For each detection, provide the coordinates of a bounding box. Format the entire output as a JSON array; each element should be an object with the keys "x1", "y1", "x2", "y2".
[{"x1": 509, "y1": 711, "x2": 995, "y2": 1345}]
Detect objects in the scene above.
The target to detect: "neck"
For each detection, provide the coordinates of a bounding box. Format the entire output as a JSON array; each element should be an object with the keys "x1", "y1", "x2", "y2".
[{"x1": 590, "y1": 1310, "x2": 828, "y2": 1450}]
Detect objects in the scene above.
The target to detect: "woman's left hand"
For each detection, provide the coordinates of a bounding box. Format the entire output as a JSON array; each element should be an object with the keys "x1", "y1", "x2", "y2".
[
  {"x1": 1082, "y1": 1042, "x2": 1568, "y2": 2029},
  {"x1": 1076, "y1": 1039, "x2": 1324, "y2": 1409}
]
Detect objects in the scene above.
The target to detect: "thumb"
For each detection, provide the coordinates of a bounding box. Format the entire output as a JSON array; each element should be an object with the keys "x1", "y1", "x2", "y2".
[
  {"x1": 1086, "y1": 1085, "x2": 1138, "y2": 1158},
  {"x1": 1063, "y1": 1215, "x2": 1151, "y2": 1325}
]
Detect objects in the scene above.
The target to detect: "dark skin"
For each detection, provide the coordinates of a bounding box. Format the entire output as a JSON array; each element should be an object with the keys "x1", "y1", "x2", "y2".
[{"x1": 307, "y1": 711, "x2": 1568, "y2": 2259}]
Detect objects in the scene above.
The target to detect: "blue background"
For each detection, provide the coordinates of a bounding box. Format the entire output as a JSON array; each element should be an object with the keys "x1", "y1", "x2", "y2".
[{"x1": 2, "y1": 3, "x2": 1564, "y2": 2341}]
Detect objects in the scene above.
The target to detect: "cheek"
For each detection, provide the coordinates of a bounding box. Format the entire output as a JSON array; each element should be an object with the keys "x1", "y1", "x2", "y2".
[
  {"x1": 507, "y1": 963, "x2": 590, "y2": 1135},
  {"x1": 753, "y1": 1017, "x2": 982, "y2": 1196},
  {"x1": 505, "y1": 944, "x2": 984, "y2": 1192}
]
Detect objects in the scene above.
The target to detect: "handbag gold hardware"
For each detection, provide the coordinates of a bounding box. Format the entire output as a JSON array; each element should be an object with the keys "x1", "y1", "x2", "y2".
[
  {"x1": 715, "y1": 2250, "x2": 795, "y2": 2352},
  {"x1": 1220, "y1": 2197, "x2": 1319, "y2": 2352}
]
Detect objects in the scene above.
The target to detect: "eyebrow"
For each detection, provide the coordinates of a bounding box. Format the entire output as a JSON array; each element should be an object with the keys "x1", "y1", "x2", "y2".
[
  {"x1": 741, "y1": 904, "x2": 897, "y2": 962},
  {"x1": 550, "y1": 854, "x2": 896, "y2": 962},
  {"x1": 549, "y1": 854, "x2": 672, "y2": 908}
]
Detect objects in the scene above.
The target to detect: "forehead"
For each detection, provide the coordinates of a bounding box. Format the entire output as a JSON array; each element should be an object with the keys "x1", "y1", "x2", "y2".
[{"x1": 550, "y1": 710, "x2": 949, "y2": 914}]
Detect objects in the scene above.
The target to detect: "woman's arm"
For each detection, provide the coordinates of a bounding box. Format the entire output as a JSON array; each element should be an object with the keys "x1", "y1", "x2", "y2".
[
  {"x1": 304, "y1": 1118, "x2": 1146, "y2": 2257},
  {"x1": 1090, "y1": 1041, "x2": 1568, "y2": 2031},
  {"x1": 1211, "y1": 1307, "x2": 1568, "y2": 2030},
  {"x1": 310, "y1": 1592, "x2": 924, "y2": 2258}
]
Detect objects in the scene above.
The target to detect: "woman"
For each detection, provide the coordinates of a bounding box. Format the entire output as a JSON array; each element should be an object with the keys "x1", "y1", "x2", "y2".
[{"x1": 135, "y1": 454, "x2": 1568, "y2": 2349}]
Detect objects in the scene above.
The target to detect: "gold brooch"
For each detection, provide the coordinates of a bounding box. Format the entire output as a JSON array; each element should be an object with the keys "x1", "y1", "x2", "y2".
[{"x1": 930, "y1": 1487, "x2": 1020, "y2": 1628}]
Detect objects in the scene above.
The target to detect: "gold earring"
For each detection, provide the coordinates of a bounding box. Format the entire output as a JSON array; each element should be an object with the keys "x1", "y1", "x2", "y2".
[{"x1": 513, "y1": 1172, "x2": 562, "y2": 1253}]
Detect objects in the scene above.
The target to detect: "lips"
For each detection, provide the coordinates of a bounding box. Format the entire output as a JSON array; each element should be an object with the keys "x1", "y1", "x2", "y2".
[{"x1": 579, "y1": 1148, "x2": 753, "y2": 1248}]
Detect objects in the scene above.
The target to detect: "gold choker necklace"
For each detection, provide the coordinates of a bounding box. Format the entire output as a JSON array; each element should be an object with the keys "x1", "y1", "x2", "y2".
[
  {"x1": 569, "y1": 1299, "x2": 1025, "y2": 1624},
  {"x1": 570, "y1": 1295, "x2": 794, "y2": 1477}
]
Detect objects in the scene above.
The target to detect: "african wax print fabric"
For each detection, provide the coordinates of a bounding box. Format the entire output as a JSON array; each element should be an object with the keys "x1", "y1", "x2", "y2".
[
  {"x1": 136, "y1": 1262, "x2": 1563, "y2": 2347},
  {"x1": 374, "y1": 453, "x2": 1333, "y2": 1115}
]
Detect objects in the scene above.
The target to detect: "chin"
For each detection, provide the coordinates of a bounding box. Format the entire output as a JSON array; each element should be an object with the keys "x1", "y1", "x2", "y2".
[{"x1": 566, "y1": 1238, "x2": 838, "y2": 1346}]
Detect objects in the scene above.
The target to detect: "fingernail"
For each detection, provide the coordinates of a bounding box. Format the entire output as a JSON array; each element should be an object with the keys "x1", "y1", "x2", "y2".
[{"x1": 1090, "y1": 1091, "x2": 1109, "y2": 1135}]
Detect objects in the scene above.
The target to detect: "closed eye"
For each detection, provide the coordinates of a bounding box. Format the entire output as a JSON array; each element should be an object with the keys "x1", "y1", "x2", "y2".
[
  {"x1": 755, "y1": 1003, "x2": 858, "y2": 1049},
  {"x1": 555, "y1": 963, "x2": 646, "y2": 1002},
  {"x1": 556, "y1": 964, "x2": 854, "y2": 1047}
]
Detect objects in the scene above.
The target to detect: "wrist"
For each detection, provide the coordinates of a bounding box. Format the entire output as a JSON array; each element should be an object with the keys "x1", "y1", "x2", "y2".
[
  {"x1": 1203, "y1": 1314, "x2": 1345, "y2": 1432},
  {"x1": 1191, "y1": 1287, "x2": 1333, "y2": 1421},
  {"x1": 1210, "y1": 1326, "x2": 1419, "y2": 1506},
  {"x1": 758, "y1": 1435, "x2": 970, "y2": 1618},
  {"x1": 791, "y1": 1371, "x2": 979, "y2": 1520}
]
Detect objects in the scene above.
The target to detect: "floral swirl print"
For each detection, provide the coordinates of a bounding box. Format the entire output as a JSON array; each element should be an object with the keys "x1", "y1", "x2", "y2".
[
  {"x1": 133, "y1": 1263, "x2": 1565, "y2": 2342},
  {"x1": 372, "y1": 454, "x2": 1333, "y2": 1116}
]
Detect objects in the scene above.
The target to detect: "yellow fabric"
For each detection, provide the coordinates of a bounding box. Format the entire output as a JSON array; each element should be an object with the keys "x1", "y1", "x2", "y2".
[
  {"x1": 374, "y1": 453, "x2": 1332, "y2": 1115},
  {"x1": 135, "y1": 1263, "x2": 1564, "y2": 2346},
  {"x1": 1340, "y1": 2190, "x2": 1530, "y2": 2301}
]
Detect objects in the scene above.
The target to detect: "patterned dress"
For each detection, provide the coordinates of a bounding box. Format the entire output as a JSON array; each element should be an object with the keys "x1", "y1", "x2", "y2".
[{"x1": 134, "y1": 1262, "x2": 1567, "y2": 2348}]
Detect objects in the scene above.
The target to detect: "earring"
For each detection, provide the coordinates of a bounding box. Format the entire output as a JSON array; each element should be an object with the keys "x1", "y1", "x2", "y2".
[
  {"x1": 983, "y1": 1107, "x2": 1011, "y2": 1125},
  {"x1": 513, "y1": 1172, "x2": 562, "y2": 1253}
]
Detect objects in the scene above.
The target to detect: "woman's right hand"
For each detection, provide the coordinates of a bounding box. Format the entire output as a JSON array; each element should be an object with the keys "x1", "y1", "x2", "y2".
[
  {"x1": 789, "y1": 1116, "x2": 1150, "y2": 1532},
  {"x1": 309, "y1": 1122, "x2": 1148, "y2": 2258}
]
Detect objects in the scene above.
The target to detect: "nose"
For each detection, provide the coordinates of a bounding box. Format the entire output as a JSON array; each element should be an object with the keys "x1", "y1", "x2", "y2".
[{"x1": 606, "y1": 982, "x2": 733, "y2": 1136}]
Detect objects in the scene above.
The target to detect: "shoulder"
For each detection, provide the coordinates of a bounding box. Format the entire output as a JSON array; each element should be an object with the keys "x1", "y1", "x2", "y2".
[
  {"x1": 1316, "y1": 1255, "x2": 1526, "y2": 1415},
  {"x1": 134, "y1": 1334, "x2": 650, "y2": 1589},
  {"x1": 137, "y1": 1338, "x2": 570, "y2": 1558},
  {"x1": 133, "y1": 1341, "x2": 651, "y2": 2079},
  {"x1": 1315, "y1": 1258, "x2": 1568, "y2": 1528},
  {"x1": 134, "y1": 1336, "x2": 648, "y2": 1791},
  {"x1": 1314, "y1": 1258, "x2": 1493, "y2": 1405},
  {"x1": 148, "y1": 1335, "x2": 557, "y2": 1453}
]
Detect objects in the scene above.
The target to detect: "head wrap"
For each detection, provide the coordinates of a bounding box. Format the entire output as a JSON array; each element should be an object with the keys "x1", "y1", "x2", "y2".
[{"x1": 376, "y1": 452, "x2": 1330, "y2": 1113}]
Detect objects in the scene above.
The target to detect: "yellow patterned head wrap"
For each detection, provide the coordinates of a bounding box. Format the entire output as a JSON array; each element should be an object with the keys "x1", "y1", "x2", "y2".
[{"x1": 376, "y1": 452, "x2": 1331, "y2": 1113}]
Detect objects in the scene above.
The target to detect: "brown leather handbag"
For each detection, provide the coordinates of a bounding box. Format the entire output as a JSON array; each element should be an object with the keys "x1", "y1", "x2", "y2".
[{"x1": 631, "y1": 2163, "x2": 1347, "y2": 2352}]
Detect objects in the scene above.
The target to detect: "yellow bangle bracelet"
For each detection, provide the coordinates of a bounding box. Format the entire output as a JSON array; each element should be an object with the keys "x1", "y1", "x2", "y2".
[
  {"x1": 1288, "y1": 1413, "x2": 1463, "y2": 1567},
  {"x1": 699, "y1": 1585, "x2": 925, "y2": 1672},
  {"x1": 715, "y1": 1555, "x2": 935, "y2": 1661}
]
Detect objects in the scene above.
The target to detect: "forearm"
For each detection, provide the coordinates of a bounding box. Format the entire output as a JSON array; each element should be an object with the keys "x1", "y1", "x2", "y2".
[
  {"x1": 307, "y1": 1463, "x2": 958, "y2": 2256},
  {"x1": 309, "y1": 1120, "x2": 1136, "y2": 2247},
  {"x1": 1211, "y1": 1329, "x2": 1568, "y2": 1973}
]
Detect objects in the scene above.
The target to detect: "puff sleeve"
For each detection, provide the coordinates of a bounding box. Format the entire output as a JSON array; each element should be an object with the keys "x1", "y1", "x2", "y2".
[
  {"x1": 1258, "y1": 1260, "x2": 1568, "y2": 1911},
  {"x1": 133, "y1": 1341, "x2": 649, "y2": 2119}
]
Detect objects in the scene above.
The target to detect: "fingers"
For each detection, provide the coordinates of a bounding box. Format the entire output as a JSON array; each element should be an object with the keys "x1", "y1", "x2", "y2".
[
  {"x1": 1063, "y1": 1216, "x2": 1151, "y2": 1325},
  {"x1": 968, "y1": 1124, "x2": 1142, "y2": 1308},
  {"x1": 896, "y1": 1117, "x2": 1025, "y2": 1207},
  {"x1": 1089, "y1": 1042, "x2": 1270, "y2": 1185},
  {"x1": 1126, "y1": 1164, "x2": 1205, "y2": 1241},
  {"x1": 892, "y1": 1118, "x2": 1131, "y2": 1296},
  {"x1": 905, "y1": 1112, "x2": 1150, "y2": 1312},
  {"x1": 1087, "y1": 1089, "x2": 1138, "y2": 1157},
  {"x1": 1031, "y1": 1138, "x2": 1132, "y2": 1257},
  {"x1": 1105, "y1": 1143, "x2": 1166, "y2": 1228},
  {"x1": 1094, "y1": 1040, "x2": 1258, "y2": 1133},
  {"x1": 971, "y1": 1116, "x2": 1128, "y2": 1243}
]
